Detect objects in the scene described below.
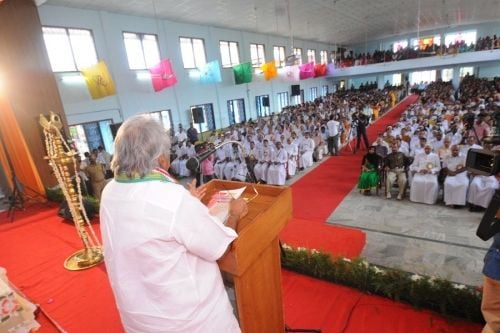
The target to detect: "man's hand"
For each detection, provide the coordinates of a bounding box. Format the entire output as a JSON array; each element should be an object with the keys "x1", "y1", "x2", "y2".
[
  {"x1": 229, "y1": 198, "x2": 248, "y2": 220},
  {"x1": 186, "y1": 179, "x2": 206, "y2": 200}
]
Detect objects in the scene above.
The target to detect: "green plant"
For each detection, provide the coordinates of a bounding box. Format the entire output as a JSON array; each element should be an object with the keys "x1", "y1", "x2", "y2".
[{"x1": 280, "y1": 244, "x2": 483, "y2": 323}]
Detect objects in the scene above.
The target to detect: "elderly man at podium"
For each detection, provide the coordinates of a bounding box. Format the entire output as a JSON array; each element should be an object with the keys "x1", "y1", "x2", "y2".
[
  {"x1": 409, "y1": 144, "x2": 441, "y2": 204},
  {"x1": 100, "y1": 115, "x2": 246, "y2": 333}
]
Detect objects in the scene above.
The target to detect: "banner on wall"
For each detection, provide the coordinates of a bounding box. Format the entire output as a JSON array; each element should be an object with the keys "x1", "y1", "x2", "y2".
[
  {"x1": 149, "y1": 59, "x2": 177, "y2": 92},
  {"x1": 80, "y1": 61, "x2": 116, "y2": 99},
  {"x1": 233, "y1": 62, "x2": 253, "y2": 84},
  {"x1": 260, "y1": 61, "x2": 277, "y2": 81},
  {"x1": 198, "y1": 60, "x2": 222, "y2": 84}
]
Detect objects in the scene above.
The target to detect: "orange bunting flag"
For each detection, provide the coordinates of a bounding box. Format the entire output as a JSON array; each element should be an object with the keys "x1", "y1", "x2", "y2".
[
  {"x1": 260, "y1": 61, "x2": 277, "y2": 81},
  {"x1": 80, "y1": 61, "x2": 116, "y2": 99}
]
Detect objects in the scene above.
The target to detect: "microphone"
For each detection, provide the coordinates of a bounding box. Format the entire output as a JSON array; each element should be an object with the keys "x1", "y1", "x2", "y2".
[
  {"x1": 186, "y1": 148, "x2": 216, "y2": 172},
  {"x1": 186, "y1": 140, "x2": 243, "y2": 172}
]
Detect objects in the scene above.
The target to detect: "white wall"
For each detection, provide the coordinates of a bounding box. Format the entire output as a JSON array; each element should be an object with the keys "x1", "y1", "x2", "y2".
[{"x1": 38, "y1": 5, "x2": 334, "y2": 128}]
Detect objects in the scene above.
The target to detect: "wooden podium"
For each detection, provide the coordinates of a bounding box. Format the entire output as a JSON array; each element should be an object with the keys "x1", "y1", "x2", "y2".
[{"x1": 201, "y1": 180, "x2": 292, "y2": 333}]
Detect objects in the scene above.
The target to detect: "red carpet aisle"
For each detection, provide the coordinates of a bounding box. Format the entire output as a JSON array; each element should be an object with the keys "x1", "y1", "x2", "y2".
[
  {"x1": 291, "y1": 94, "x2": 419, "y2": 221},
  {"x1": 280, "y1": 218, "x2": 365, "y2": 258},
  {"x1": 0, "y1": 208, "x2": 124, "y2": 333}
]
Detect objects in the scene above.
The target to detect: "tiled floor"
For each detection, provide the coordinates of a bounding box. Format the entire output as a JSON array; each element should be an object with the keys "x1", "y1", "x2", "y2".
[{"x1": 326, "y1": 186, "x2": 489, "y2": 286}]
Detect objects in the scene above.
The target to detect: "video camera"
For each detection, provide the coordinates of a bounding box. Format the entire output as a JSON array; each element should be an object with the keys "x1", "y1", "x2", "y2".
[{"x1": 467, "y1": 146, "x2": 500, "y2": 241}]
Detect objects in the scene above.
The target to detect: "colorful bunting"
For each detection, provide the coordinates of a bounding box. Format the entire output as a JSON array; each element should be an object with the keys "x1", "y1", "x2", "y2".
[
  {"x1": 314, "y1": 63, "x2": 327, "y2": 77},
  {"x1": 149, "y1": 59, "x2": 177, "y2": 92},
  {"x1": 281, "y1": 65, "x2": 300, "y2": 82},
  {"x1": 80, "y1": 61, "x2": 116, "y2": 99},
  {"x1": 260, "y1": 61, "x2": 277, "y2": 81},
  {"x1": 198, "y1": 60, "x2": 222, "y2": 84},
  {"x1": 299, "y1": 62, "x2": 315, "y2": 80},
  {"x1": 233, "y1": 62, "x2": 253, "y2": 84}
]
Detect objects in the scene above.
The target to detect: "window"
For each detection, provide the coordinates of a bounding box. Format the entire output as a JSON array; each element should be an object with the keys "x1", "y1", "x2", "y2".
[
  {"x1": 310, "y1": 87, "x2": 318, "y2": 101},
  {"x1": 320, "y1": 50, "x2": 328, "y2": 64},
  {"x1": 307, "y1": 49, "x2": 316, "y2": 63},
  {"x1": 392, "y1": 73, "x2": 402, "y2": 86},
  {"x1": 180, "y1": 37, "x2": 206, "y2": 69},
  {"x1": 227, "y1": 99, "x2": 246, "y2": 125},
  {"x1": 42, "y1": 27, "x2": 98, "y2": 72},
  {"x1": 321, "y1": 85, "x2": 328, "y2": 97},
  {"x1": 149, "y1": 110, "x2": 173, "y2": 132},
  {"x1": 411, "y1": 35, "x2": 441, "y2": 50},
  {"x1": 250, "y1": 43, "x2": 266, "y2": 67},
  {"x1": 277, "y1": 92, "x2": 289, "y2": 111},
  {"x1": 392, "y1": 40, "x2": 408, "y2": 53},
  {"x1": 69, "y1": 119, "x2": 114, "y2": 158},
  {"x1": 123, "y1": 32, "x2": 160, "y2": 70},
  {"x1": 445, "y1": 31, "x2": 477, "y2": 47},
  {"x1": 273, "y1": 46, "x2": 286, "y2": 68},
  {"x1": 190, "y1": 103, "x2": 215, "y2": 132},
  {"x1": 293, "y1": 48, "x2": 302, "y2": 64},
  {"x1": 219, "y1": 41, "x2": 240, "y2": 68},
  {"x1": 442, "y1": 68, "x2": 453, "y2": 82},
  {"x1": 409, "y1": 70, "x2": 436, "y2": 85},
  {"x1": 460, "y1": 66, "x2": 474, "y2": 78},
  {"x1": 256, "y1": 95, "x2": 270, "y2": 117}
]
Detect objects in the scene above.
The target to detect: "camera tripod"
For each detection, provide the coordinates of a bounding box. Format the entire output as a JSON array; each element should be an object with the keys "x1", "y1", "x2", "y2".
[{"x1": 0, "y1": 129, "x2": 45, "y2": 222}]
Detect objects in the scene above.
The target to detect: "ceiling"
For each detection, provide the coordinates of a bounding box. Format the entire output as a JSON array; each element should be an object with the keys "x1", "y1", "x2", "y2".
[{"x1": 43, "y1": 0, "x2": 500, "y2": 45}]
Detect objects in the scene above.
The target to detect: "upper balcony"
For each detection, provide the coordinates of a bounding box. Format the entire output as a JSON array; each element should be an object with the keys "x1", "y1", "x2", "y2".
[{"x1": 330, "y1": 49, "x2": 500, "y2": 78}]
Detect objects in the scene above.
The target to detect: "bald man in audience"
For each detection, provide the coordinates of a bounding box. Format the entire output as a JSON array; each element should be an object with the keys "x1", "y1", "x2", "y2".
[
  {"x1": 443, "y1": 145, "x2": 468, "y2": 207},
  {"x1": 410, "y1": 144, "x2": 441, "y2": 204}
]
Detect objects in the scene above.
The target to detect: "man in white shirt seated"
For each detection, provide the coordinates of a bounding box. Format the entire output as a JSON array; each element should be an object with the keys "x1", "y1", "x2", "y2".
[
  {"x1": 410, "y1": 144, "x2": 441, "y2": 204},
  {"x1": 299, "y1": 131, "x2": 315, "y2": 170},
  {"x1": 443, "y1": 145, "x2": 468, "y2": 207},
  {"x1": 267, "y1": 141, "x2": 288, "y2": 186},
  {"x1": 253, "y1": 139, "x2": 273, "y2": 183},
  {"x1": 285, "y1": 137, "x2": 298, "y2": 178}
]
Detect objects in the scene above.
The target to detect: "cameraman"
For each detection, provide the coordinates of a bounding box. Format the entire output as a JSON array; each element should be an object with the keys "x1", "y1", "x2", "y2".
[
  {"x1": 482, "y1": 221, "x2": 500, "y2": 333},
  {"x1": 352, "y1": 111, "x2": 370, "y2": 153},
  {"x1": 465, "y1": 113, "x2": 491, "y2": 145}
]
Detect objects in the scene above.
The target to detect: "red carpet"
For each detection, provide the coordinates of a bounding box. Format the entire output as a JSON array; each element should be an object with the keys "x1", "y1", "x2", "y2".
[
  {"x1": 280, "y1": 218, "x2": 365, "y2": 259},
  {"x1": 282, "y1": 270, "x2": 481, "y2": 333},
  {"x1": 0, "y1": 208, "x2": 124, "y2": 333}
]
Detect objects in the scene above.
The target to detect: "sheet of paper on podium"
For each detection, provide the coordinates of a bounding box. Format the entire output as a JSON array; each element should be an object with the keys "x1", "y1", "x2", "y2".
[{"x1": 207, "y1": 186, "x2": 246, "y2": 223}]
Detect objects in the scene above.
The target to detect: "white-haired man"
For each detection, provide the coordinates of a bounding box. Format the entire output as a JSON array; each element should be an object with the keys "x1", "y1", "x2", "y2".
[
  {"x1": 101, "y1": 115, "x2": 246, "y2": 333},
  {"x1": 410, "y1": 144, "x2": 441, "y2": 204},
  {"x1": 443, "y1": 145, "x2": 468, "y2": 207}
]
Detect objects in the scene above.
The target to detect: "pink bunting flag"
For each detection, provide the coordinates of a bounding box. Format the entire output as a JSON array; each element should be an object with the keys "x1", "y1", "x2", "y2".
[
  {"x1": 149, "y1": 59, "x2": 177, "y2": 92},
  {"x1": 299, "y1": 62, "x2": 315, "y2": 80}
]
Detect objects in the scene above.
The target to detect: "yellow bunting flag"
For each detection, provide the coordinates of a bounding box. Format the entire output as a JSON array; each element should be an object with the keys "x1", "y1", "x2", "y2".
[
  {"x1": 80, "y1": 61, "x2": 116, "y2": 99},
  {"x1": 260, "y1": 61, "x2": 277, "y2": 81}
]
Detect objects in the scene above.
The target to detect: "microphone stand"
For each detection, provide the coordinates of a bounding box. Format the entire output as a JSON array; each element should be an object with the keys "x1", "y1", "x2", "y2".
[{"x1": 189, "y1": 140, "x2": 257, "y2": 185}]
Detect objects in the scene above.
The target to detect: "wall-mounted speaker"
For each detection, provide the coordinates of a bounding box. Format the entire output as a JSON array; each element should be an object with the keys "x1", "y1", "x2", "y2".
[
  {"x1": 192, "y1": 107, "x2": 205, "y2": 124},
  {"x1": 110, "y1": 123, "x2": 122, "y2": 139},
  {"x1": 291, "y1": 84, "x2": 300, "y2": 96},
  {"x1": 262, "y1": 96, "x2": 270, "y2": 107}
]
